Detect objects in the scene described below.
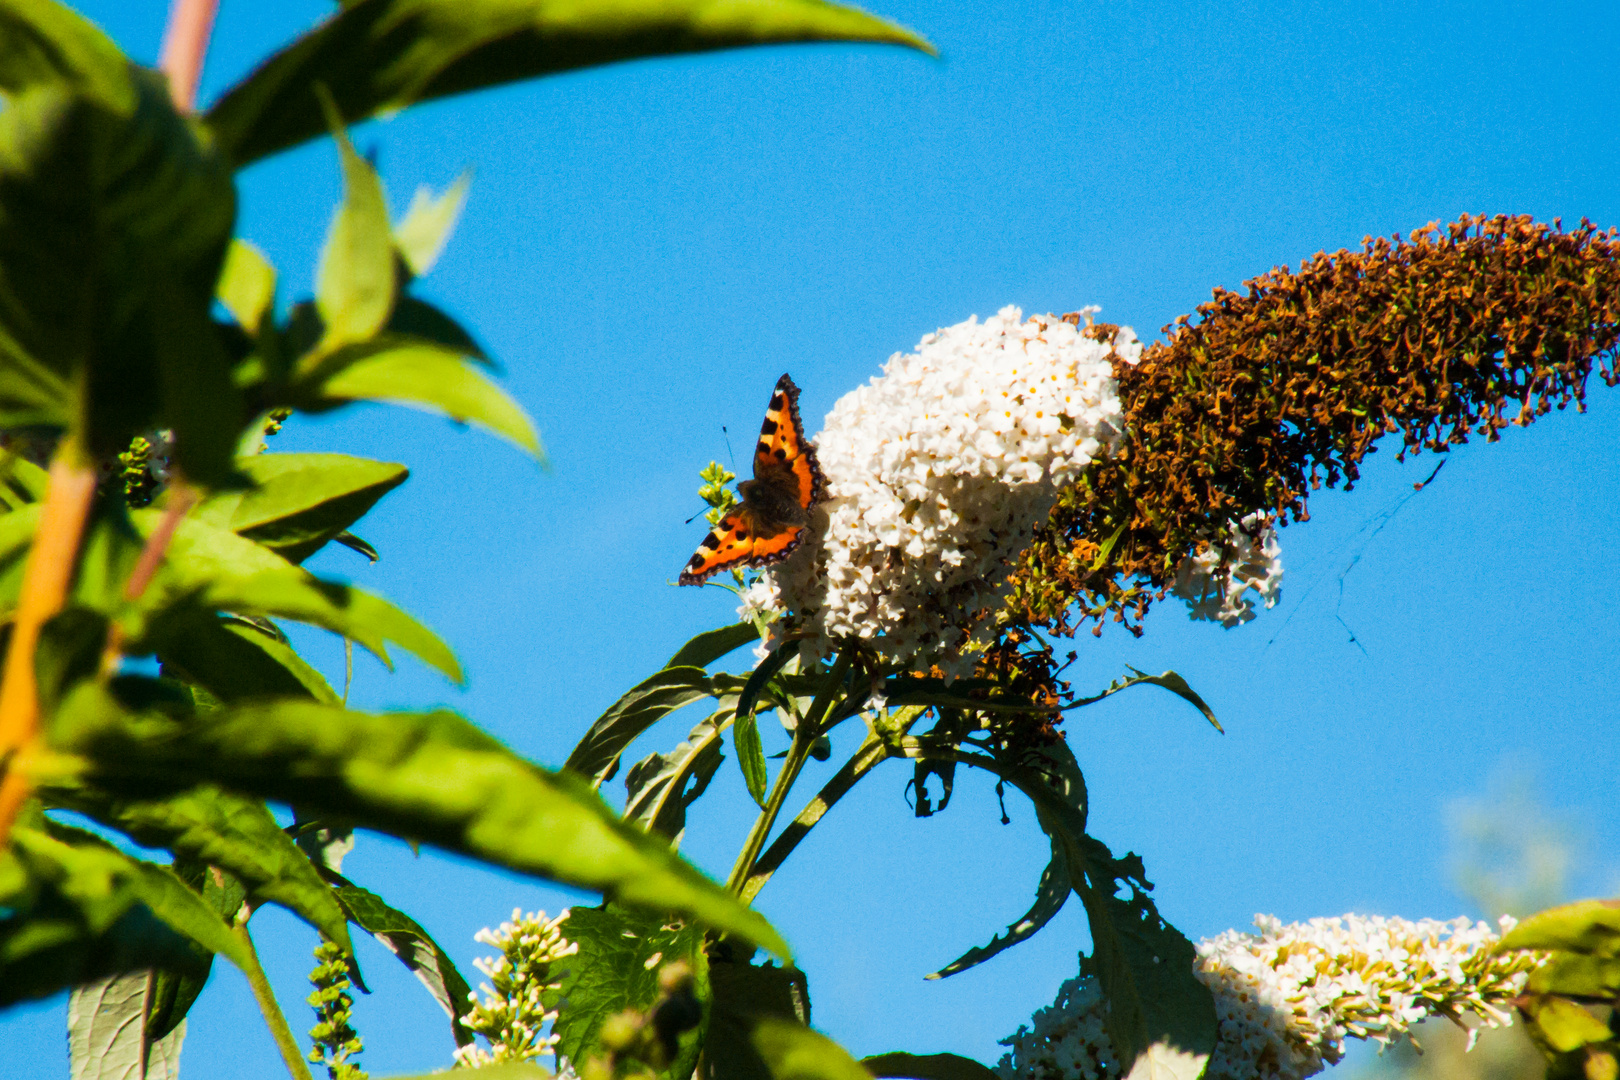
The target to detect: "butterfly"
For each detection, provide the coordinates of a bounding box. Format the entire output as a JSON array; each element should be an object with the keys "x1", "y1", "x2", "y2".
[{"x1": 679, "y1": 373, "x2": 824, "y2": 586}]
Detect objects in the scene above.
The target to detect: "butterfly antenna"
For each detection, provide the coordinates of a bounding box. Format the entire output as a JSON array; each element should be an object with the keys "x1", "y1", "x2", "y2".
[
  {"x1": 684, "y1": 508, "x2": 706, "y2": 525},
  {"x1": 722, "y1": 425, "x2": 737, "y2": 469}
]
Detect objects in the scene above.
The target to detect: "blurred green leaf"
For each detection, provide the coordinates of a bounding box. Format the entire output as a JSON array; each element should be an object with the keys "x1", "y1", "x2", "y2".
[
  {"x1": 44, "y1": 781, "x2": 353, "y2": 956},
  {"x1": 1105, "y1": 669, "x2": 1221, "y2": 733},
  {"x1": 394, "y1": 174, "x2": 469, "y2": 278},
  {"x1": 1528, "y1": 953, "x2": 1620, "y2": 998},
  {"x1": 315, "y1": 98, "x2": 395, "y2": 350},
  {"x1": 142, "y1": 512, "x2": 462, "y2": 683},
  {"x1": 329, "y1": 878, "x2": 474, "y2": 1046},
  {"x1": 205, "y1": 0, "x2": 933, "y2": 167},
  {"x1": 734, "y1": 709, "x2": 768, "y2": 809},
  {"x1": 217, "y1": 239, "x2": 277, "y2": 334},
  {"x1": 1524, "y1": 995, "x2": 1614, "y2": 1053},
  {"x1": 1501, "y1": 900, "x2": 1620, "y2": 957},
  {"x1": 862, "y1": 1053, "x2": 998, "y2": 1080},
  {"x1": 0, "y1": 0, "x2": 134, "y2": 109},
  {"x1": 301, "y1": 337, "x2": 541, "y2": 456},
  {"x1": 747, "y1": 1017, "x2": 872, "y2": 1080},
  {"x1": 0, "y1": 74, "x2": 240, "y2": 480},
  {"x1": 666, "y1": 622, "x2": 760, "y2": 670},
  {"x1": 152, "y1": 611, "x2": 342, "y2": 704},
  {"x1": 385, "y1": 295, "x2": 489, "y2": 364},
  {"x1": 927, "y1": 837, "x2": 1067, "y2": 980},
  {"x1": 566, "y1": 665, "x2": 713, "y2": 788},
  {"x1": 54, "y1": 687, "x2": 791, "y2": 959},
  {"x1": 203, "y1": 451, "x2": 408, "y2": 563},
  {"x1": 550, "y1": 904, "x2": 709, "y2": 1079},
  {"x1": 68, "y1": 972, "x2": 185, "y2": 1080}
]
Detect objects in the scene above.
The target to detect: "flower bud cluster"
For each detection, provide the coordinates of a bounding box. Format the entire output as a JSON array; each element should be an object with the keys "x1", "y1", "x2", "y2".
[
  {"x1": 456, "y1": 909, "x2": 580, "y2": 1069},
  {"x1": 745, "y1": 307, "x2": 1137, "y2": 673},
  {"x1": 1169, "y1": 513, "x2": 1284, "y2": 627},
  {"x1": 997, "y1": 913, "x2": 1536, "y2": 1080}
]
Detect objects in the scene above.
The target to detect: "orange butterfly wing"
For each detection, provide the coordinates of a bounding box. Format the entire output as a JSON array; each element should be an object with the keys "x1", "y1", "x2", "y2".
[{"x1": 679, "y1": 374, "x2": 824, "y2": 586}]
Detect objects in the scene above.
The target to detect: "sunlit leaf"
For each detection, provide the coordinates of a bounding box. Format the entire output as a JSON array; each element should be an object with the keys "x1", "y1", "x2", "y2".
[
  {"x1": 216, "y1": 239, "x2": 277, "y2": 335},
  {"x1": 550, "y1": 904, "x2": 709, "y2": 1080},
  {"x1": 665, "y1": 622, "x2": 760, "y2": 670},
  {"x1": 44, "y1": 781, "x2": 353, "y2": 955},
  {"x1": 394, "y1": 174, "x2": 470, "y2": 278},
  {"x1": 54, "y1": 686, "x2": 791, "y2": 959},
  {"x1": 1500, "y1": 899, "x2": 1620, "y2": 957},
  {"x1": 205, "y1": 451, "x2": 408, "y2": 563},
  {"x1": 302, "y1": 337, "x2": 541, "y2": 456},
  {"x1": 68, "y1": 972, "x2": 185, "y2": 1080},
  {"x1": 734, "y1": 709, "x2": 768, "y2": 809},
  {"x1": 315, "y1": 94, "x2": 395, "y2": 350},
  {"x1": 0, "y1": 0, "x2": 134, "y2": 109},
  {"x1": 624, "y1": 710, "x2": 730, "y2": 840},
  {"x1": 927, "y1": 837, "x2": 1067, "y2": 980},
  {"x1": 566, "y1": 666, "x2": 713, "y2": 788},
  {"x1": 206, "y1": 0, "x2": 933, "y2": 167}
]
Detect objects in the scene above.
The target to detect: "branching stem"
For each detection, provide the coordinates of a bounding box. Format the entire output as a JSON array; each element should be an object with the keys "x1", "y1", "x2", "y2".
[{"x1": 724, "y1": 649, "x2": 854, "y2": 897}]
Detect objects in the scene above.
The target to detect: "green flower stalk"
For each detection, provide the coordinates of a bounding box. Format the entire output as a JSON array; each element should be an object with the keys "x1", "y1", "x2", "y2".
[{"x1": 307, "y1": 939, "x2": 367, "y2": 1080}]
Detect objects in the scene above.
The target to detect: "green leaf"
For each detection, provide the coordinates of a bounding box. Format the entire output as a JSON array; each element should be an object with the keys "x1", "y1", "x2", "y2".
[
  {"x1": 734, "y1": 709, "x2": 768, "y2": 809},
  {"x1": 205, "y1": 0, "x2": 934, "y2": 167},
  {"x1": 315, "y1": 95, "x2": 396, "y2": 350},
  {"x1": 1524, "y1": 996, "x2": 1615, "y2": 1053},
  {"x1": 566, "y1": 666, "x2": 714, "y2": 788},
  {"x1": 704, "y1": 956, "x2": 813, "y2": 1080},
  {"x1": 44, "y1": 781, "x2": 354, "y2": 957},
  {"x1": 152, "y1": 610, "x2": 342, "y2": 704},
  {"x1": 666, "y1": 622, "x2": 760, "y2": 670},
  {"x1": 217, "y1": 239, "x2": 277, "y2": 334},
  {"x1": 927, "y1": 837, "x2": 1068, "y2": 979},
  {"x1": 0, "y1": 75, "x2": 240, "y2": 480},
  {"x1": 737, "y1": 646, "x2": 795, "y2": 724},
  {"x1": 68, "y1": 972, "x2": 186, "y2": 1080},
  {"x1": 862, "y1": 1053, "x2": 998, "y2": 1080},
  {"x1": 1527, "y1": 953, "x2": 1620, "y2": 998},
  {"x1": 379, "y1": 1067, "x2": 551, "y2": 1080},
  {"x1": 931, "y1": 741, "x2": 1216, "y2": 1075},
  {"x1": 328, "y1": 878, "x2": 476, "y2": 1047},
  {"x1": 55, "y1": 687, "x2": 791, "y2": 959},
  {"x1": 747, "y1": 1018, "x2": 872, "y2": 1080},
  {"x1": 205, "y1": 451, "x2": 408, "y2": 563},
  {"x1": 0, "y1": 0, "x2": 135, "y2": 109},
  {"x1": 624, "y1": 710, "x2": 730, "y2": 840},
  {"x1": 394, "y1": 174, "x2": 470, "y2": 278},
  {"x1": 551, "y1": 904, "x2": 709, "y2": 1079},
  {"x1": 385, "y1": 295, "x2": 490, "y2": 364},
  {"x1": 1501, "y1": 900, "x2": 1620, "y2": 957},
  {"x1": 1109, "y1": 669, "x2": 1222, "y2": 733},
  {"x1": 301, "y1": 337, "x2": 542, "y2": 456},
  {"x1": 142, "y1": 512, "x2": 462, "y2": 683}
]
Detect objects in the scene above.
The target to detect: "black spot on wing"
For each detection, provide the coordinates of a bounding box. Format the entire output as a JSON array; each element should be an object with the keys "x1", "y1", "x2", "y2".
[
  {"x1": 759, "y1": 418, "x2": 778, "y2": 434},
  {"x1": 774, "y1": 447, "x2": 786, "y2": 459},
  {"x1": 700, "y1": 535, "x2": 720, "y2": 550}
]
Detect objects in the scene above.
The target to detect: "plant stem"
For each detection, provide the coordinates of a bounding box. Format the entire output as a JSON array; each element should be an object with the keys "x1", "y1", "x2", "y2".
[
  {"x1": 158, "y1": 0, "x2": 220, "y2": 111},
  {"x1": 724, "y1": 650, "x2": 854, "y2": 897},
  {"x1": 234, "y1": 921, "x2": 317, "y2": 1080},
  {"x1": 0, "y1": 441, "x2": 98, "y2": 841},
  {"x1": 740, "y1": 735, "x2": 892, "y2": 905}
]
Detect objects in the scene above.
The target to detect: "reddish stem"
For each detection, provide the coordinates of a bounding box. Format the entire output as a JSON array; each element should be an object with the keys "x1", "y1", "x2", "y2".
[{"x1": 158, "y1": 0, "x2": 221, "y2": 112}]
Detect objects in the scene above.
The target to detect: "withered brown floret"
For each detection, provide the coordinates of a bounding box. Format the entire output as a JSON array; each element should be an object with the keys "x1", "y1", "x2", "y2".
[{"x1": 1007, "y1": 214, "x2": 1620, "y2": 637}]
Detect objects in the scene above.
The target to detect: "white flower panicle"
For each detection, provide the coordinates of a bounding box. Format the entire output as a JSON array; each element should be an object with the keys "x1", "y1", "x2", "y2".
[
  {"x1": 997, "y1": 913, "x2": 1536, "y2": 1080},
  {"x1": 455, "y1": 909, "x2": 579, "y2": 1070},
  {"x1": 746, "y1": 306, "x2": 1136, "y2": 672},
  {"x1": 1170, "y1": 513, "x2": 1284, "y2": 627}
]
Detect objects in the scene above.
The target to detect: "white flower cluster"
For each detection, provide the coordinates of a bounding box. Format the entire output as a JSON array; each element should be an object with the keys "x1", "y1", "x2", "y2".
[
  {"x1": 1170, "y1": 513, "x2": 1284, "y2": 627},
  {"x1": 997, "y1": 913, "x2": 1536, "y2": 1080},
  {"x1": 744, "y1": 306, "x2": 1136, "y2": 673},
  {"x1": 455, "y1": 909, "x2": 579, "y2": 1070}
]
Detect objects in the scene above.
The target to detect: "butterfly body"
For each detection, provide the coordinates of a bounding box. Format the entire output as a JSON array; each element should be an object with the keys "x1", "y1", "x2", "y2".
[{"x1": 680, "y1": 374, "x2": 823, "y2": 586}]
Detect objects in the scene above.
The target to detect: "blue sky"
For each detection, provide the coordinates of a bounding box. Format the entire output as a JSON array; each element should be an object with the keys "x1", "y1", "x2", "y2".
[{"x1": 5, "y1": 1, "x2": 1619, "y2": 1076}]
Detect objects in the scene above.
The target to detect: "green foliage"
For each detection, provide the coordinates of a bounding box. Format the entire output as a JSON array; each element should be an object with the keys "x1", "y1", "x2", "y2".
[
  {"x1": 1500, "y1": 900, "x2": 1620, "y2": 1080},
  {"x1": 862, "y1": 1054, "x2": 1000, "y2": 1080},
  {"x1": 68, "y1": 972, "x2": 187, "y2": 1080},
  {"x1": 204, "y1": 0, "x2": 932, "y2": 167},
  {"x1": 550, "y1": 905, "x2": 710, "y2": 1080}
]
